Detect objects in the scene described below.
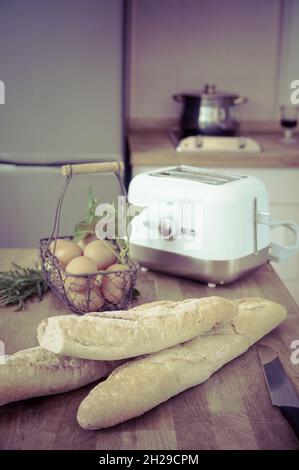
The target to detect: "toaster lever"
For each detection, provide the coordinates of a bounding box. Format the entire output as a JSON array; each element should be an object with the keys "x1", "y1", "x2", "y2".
[{"x1": 253, "y1": 204, "x2": 270, "y2": 255}]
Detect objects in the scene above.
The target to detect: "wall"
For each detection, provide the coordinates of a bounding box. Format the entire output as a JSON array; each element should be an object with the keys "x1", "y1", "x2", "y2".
[
  {"x1": 0, "y1": 0, "x2": 123, "y2": 160},
  {"x1": 129, "y1": 0, "x2": 297, "y2": 124},
  {"x1": 278, "y1": 0, "x2": 299, "y2": 104}
]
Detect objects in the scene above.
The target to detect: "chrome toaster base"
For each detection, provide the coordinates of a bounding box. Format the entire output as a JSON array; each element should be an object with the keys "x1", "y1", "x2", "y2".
[{"x1": 130, "y1": 244, "x2": 269, "y2": 285}]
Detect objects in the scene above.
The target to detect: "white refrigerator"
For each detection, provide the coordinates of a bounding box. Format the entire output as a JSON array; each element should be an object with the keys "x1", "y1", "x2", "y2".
[{"x1": 0, "y1": 0, "x2": 125, "y2": 247}]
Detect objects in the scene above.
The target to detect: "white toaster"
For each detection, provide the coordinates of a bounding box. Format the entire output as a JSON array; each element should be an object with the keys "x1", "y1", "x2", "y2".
[{"x1": 128, "y1": 166, "x2": 299, "y2": 285}]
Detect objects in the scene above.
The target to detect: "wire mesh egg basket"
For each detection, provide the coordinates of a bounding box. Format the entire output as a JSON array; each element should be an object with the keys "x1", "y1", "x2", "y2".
[{"x1": 39, "y1": 162, "x2": 139, "y2": 314}]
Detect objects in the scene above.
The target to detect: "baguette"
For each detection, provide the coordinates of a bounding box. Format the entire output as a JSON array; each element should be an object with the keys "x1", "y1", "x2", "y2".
[
  {"x1": 77, "y1": 298, "x2": 287, "y2": 430},
  {"x1": 37, "y1": 296, "x2": 237, "y2": 360},
  {"x1": 0, "y1": 346, "x2": 121, "y2": 406}
]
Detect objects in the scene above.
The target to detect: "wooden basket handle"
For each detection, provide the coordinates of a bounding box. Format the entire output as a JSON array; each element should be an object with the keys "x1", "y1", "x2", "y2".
[{"x1": 61, "y1": 161, "x2": 124, "y2": 176}]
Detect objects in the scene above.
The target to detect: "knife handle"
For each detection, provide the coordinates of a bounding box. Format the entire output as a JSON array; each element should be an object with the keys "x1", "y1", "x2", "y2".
[{"x1": 280, "y1": 406, "x2": 299, "y2": 440}]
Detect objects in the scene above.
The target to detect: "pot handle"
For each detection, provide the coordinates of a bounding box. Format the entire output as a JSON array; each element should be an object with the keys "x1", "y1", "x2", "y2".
[
  {"x1": 269, "y1": 221, "x2": 299, "y2": 263},
  {"x1": 234, "y1": 96, "x2": 248, "y2": 105},
  {"x1": 173, "y1": 94, "x2": 184, "y2": 103}
]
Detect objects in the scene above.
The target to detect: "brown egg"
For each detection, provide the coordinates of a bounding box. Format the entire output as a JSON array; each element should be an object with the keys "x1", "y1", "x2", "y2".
[
  {"x1": 77, "y1": 234, "x2": 98, "y2": 251},
  {"x1": 66, "y1": 288, "x2": 104, "y2": 313},
  {"x1": 65, "y1": 256, "x2": 98, "y2": 293},
  {"x1": 83, "y1": 240, "x2": 117, "y2": 270},
  {"x1": 48, "y1": 239, "x2": 69, "y2": 254},
  {"x1": 49, "y1": 240, "x2": 82, "y2": 269},
  {"x1": 102, "y1": 264, "x2": 130, "y2": 304}
]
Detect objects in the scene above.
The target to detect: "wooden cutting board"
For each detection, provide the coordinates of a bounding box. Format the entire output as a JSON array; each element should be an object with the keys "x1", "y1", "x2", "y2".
[{"x1": 0, "y1": 249, "x2": 298, "y2": 450}]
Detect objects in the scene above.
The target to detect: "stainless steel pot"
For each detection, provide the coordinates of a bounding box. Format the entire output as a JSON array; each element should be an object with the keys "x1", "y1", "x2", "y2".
[{"x1": 173, "y1": 84, "x2": 247, "y2": 136}]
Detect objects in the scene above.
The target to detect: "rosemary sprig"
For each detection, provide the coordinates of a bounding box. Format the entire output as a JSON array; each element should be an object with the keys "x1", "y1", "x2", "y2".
[{"x1": 0, "y1": 263, "x2": 49, "y2": 311}]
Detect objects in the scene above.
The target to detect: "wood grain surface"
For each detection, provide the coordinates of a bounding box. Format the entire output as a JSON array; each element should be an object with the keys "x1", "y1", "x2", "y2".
[
  {"x1": 0, "y1": 249, "x2": 298, "y2": 450},
  {"x1": 129, "y1": 129, "x2": 299, "y2": 168}
]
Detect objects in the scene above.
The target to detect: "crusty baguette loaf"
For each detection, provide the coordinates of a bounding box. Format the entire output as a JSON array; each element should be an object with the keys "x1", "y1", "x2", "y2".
[
  {"x1": 77, "y1": 298, "x2": 287, "y2": 430},
  {"x1": 37, "y1": 296, "x2": 237, "y2": 360},
  {"x1": 0, "y1": 346, "x2": 121, "y2": 406}
]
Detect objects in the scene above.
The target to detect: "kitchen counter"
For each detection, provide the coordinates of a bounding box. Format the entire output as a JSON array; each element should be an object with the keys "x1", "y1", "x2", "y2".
[
  {"x1": 129, "y1": 129, "x2": 299, "y2": 168},
  {"x1": 0, "y1": 249, "x2": 299, "y2": 450}
]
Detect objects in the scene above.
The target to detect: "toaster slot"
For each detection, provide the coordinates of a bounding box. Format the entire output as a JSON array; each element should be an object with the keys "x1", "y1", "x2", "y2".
[{"x1": 150, "y1": 166, "x2": 246, "y2": 185}]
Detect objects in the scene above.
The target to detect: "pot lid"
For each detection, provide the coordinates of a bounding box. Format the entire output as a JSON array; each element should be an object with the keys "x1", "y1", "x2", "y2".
[{"x1": 188, "y1": 84, "x2": 239, "y2": 100}]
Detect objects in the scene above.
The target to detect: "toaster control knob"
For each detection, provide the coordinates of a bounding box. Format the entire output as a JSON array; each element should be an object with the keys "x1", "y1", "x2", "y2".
[{"x1": 159, "y1": 218, "x2": 175, "y2": 240}]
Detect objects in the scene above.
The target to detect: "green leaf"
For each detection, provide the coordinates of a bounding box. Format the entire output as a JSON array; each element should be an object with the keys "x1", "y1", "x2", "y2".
[
  {"x1": 73, "y1": 187, "x2": 101, "y2": 242},
  {"x1": 87, "y1": 186, "x2": 97, "y2": 212},
  {"x1": 75, "y1": 221, "x2": 98, "y2": 233}
]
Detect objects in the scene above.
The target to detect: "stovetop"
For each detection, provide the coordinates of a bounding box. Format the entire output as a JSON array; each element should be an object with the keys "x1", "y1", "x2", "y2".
[{"x1": 168, "y1": 128, "x2": 262, "y2": 153}]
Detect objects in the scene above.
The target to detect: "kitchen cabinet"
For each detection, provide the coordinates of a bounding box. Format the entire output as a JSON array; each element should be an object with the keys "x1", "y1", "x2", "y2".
[
  {"x1": 129, "y1": 130, "x2": 299, "y2": 305},
  {"x1": 0, "y1": 249, "x2": 298, "y2": 450}
]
